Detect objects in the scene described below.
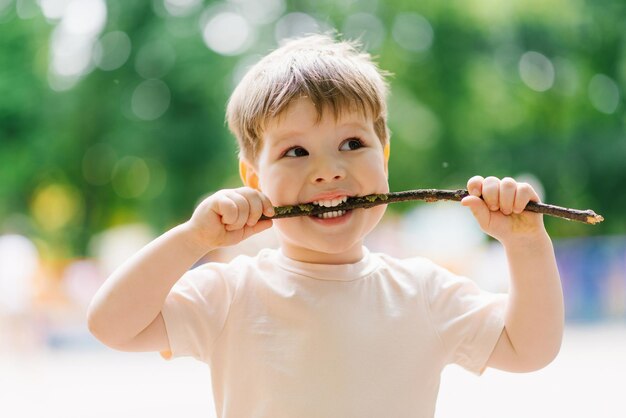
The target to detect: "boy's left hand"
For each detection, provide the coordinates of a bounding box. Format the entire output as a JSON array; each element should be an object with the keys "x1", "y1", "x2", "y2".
[{"x1": 461, "y1": 175, "x2": 546, "y2": 244}]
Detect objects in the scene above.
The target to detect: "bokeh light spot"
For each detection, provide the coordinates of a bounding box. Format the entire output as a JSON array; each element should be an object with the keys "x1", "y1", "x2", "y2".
[
  {"x1": 89, "y1": 224, "x2": 155, "y2": 277},
  {"x1": 274, "y1": 12, "x2": 320, "y2": 43},
  {"x1": 47, "y1": 72, "x2": 80, "y2": 91},
  {"x1": 47, "y1": 0, "x2": 108, "y2": 90},
  {"x1": 50, "y1": 29, "x2": 94, "y2": 77},
  {"x1": 588, "y1": 74, "x2": 620, "y2": 114},
  {"x1": 0, "y1": 0, "x2": 13, "y2": 19},
  {"x1": 143, "y1": 158, "x2": 168, "y2": 199},
  {"x1": 60, "y1": 0, "x2": 107, "y2": 36},
  {"x1": 17, "y1": 0, "x2": 39, "y2": 19},
  {"x1": 131, "y1": 79, "x2": 171, "y2": 121},
  {"x1": 163, "y1": 0, "x2": 202, "y2": 17},
  {"x1": 519, "y1": 51, "x2": 555, "y2": 92},
  {"x1": 0, "y1": 234, "x2": 38, "y2": 314},
  {"x1": 39, "y1": 0, "x2": 71, "y2": 21},
  {"x1": 342, "y1": 13, "x2": 385, "y2": 50},
  {"x1": 135, "y1": 40, "x2": 176, "y2": 79},
  {"x1": 62, "y1": 260, "x2": 102, "y2": 307},
  {"x1": 31, "y1": 183, "x2": 83, "y2": 231},
  {"x1": 202, "y1": 11, "x2": 252, "y2": 56},
  {"x1": 392, "y1": 13, "x2": 434, "y2": 53},
  {"x1": 230, "y1": 0, "x2": 285, "y2": 25},
  {"x1": 112, "y1": 156, "x2": 150, "y2": 199},
  {"x1": 93, "y1": 31, "x2": 132, "y2": 71}
]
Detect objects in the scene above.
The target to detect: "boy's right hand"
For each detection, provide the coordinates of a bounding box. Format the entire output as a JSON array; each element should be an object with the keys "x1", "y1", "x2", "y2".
[{"x1": 185, "y1": 187, "x2": 275, "y2": 251}]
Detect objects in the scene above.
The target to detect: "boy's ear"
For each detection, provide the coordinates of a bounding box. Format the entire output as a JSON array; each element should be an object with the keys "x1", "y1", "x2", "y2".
[{"x1": 239, "y1": 159, "x2": 260, "y2": 190}]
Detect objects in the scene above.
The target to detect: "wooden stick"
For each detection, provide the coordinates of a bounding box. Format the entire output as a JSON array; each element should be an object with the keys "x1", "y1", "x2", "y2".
[{"x1": 260, "y1": 189, "x2": 604, "y2": 225}]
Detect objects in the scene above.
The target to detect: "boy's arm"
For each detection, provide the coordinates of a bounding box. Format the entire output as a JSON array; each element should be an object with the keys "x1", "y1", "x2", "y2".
[
  {"x1": 87, "y1": 187, "x2": 274, "y2": 352},
  {"x1": 462, "y1": 176, "x2": 564, "y2": 372}
]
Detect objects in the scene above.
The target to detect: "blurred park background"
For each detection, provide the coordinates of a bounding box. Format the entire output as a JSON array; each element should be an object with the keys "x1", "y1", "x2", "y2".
[{"x1": 0, "y1": 0, "x2": 625, "y2": 416}]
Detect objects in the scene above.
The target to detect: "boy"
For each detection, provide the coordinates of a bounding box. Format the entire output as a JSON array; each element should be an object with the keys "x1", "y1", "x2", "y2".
[{"x1": 87, "y1": 35, "x2": 563, "y2": 417}]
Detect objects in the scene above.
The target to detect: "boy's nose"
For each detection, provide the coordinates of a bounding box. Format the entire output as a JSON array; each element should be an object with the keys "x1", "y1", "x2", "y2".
[
  {"x1": 311, "y1": 159, "x2": 346, "y2": 183},
  {"x1": 314, "y1": 173, "x2": 343, "y2": 183}
]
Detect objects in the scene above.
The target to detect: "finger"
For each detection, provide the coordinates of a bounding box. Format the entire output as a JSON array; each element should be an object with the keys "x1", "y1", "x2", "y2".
[
  {"x1": 223, "y1": 192, "x2": 250, "y2": 231},
  {"x1": 236, "y1": 188, "x2": 271, "y2": 225},
  {"x1": 482, "y1": 176, "x2": 501, "y2": 211},
  {"x1": 499, "y1": 177, "x2": 517, "y2": 215},
  {"x1": 467, "y1": 175, "x2": 485, "y2": 197},
  {"x1": 216, "y1": 194, "x2": 239, "y2": 226},
  {"x1": 245, "y1": 192, "x2": 264, "y2": 226},
  {"x1": 260, "y1": 192, "x2": 275, "y2": 218},
  {"x1": 461, "y1": 195, "x2": 490, "y2": 230},
  {"x1": 513, "y1": 183, "x2": 540, "y2": 214},
  {"x1": 238, "y1": 186, "x2": 275, "y2": 218}
]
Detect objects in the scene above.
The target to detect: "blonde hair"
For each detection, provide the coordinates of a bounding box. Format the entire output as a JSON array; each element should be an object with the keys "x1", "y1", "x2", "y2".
[{"x1": 226, "y1": 34, "x2": 391, "y2": 162}]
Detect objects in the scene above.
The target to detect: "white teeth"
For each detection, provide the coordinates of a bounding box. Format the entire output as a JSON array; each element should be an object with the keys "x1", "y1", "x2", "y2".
[
  {"x1": 313, "y1": 196, "x2": 348, "y2": 207},
  {"x1": 316, "y1": 210, "x2": 346, "y2": 219},
  {"x1": 311, "y1": 197, "x2": 349, "y2": 219}
]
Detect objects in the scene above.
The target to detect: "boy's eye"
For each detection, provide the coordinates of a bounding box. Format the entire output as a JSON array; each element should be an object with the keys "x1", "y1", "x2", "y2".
[
  {"x1": 340, "y1": 137, "x2": 364, "y2": 151},
  {"x1": 283, "y1": 146, "x2": 309, "y2": 157}
]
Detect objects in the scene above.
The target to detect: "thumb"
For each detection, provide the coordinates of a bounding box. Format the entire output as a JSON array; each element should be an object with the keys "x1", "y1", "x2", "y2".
[{"x1": 461, "y1": 195, "x2": 491, "y2": 230}]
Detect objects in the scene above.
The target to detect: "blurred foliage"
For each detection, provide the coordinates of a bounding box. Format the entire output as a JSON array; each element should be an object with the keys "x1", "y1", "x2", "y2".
[{"x1": 0, "y1": 0, "x2": 624, "y2": 258}]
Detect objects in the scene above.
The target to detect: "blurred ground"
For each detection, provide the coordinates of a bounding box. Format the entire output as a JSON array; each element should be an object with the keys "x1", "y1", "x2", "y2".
[{"x1": 1, "y1": 324, "x2": 624, "y2": 418}]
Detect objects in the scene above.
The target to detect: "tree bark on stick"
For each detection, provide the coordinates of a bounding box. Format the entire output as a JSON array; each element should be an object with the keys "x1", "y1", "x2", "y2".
[{"x1": 259, "y1": 189, "x2": 604, "y2": 225}]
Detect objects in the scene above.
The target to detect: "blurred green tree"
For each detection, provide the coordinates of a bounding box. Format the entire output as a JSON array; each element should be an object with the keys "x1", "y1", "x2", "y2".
[{"x1": 0, "y1": 0, "x2": 623, "y2": 258}]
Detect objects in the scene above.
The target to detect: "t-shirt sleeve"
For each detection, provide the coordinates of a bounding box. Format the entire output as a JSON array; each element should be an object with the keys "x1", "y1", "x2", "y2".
[
  {"x1": 160, "y1": 264, "x2": 234, "y2": 363},
  {"x1": 423, "y1": 261, "x2": 507, "y2": 375}
]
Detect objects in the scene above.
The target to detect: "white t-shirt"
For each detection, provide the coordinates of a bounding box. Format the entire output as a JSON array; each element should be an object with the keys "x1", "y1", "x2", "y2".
[{"x1": 161, "y1": 247, "x2": 506, "y2": 418}]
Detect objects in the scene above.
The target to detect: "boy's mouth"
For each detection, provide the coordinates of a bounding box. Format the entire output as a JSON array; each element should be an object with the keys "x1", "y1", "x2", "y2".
[{"x1": 309, "y1": 196, "x2": 352, "y2": 219}]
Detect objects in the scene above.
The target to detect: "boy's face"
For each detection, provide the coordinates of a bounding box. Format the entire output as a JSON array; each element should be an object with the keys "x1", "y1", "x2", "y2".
[{"x1": 242, "y1": 97, "x2": 389, "y2": 264}]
